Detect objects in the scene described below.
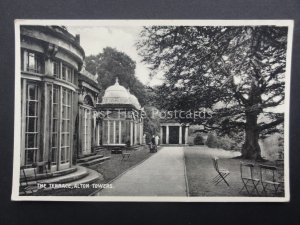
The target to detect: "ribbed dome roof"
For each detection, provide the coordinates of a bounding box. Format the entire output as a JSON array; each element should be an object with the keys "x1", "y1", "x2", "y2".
[
  {"x1": 101, "y1": 78, "x2": 141, "y2": 109},
  {"x1": 128, "y1": 93, "x2": 141, "y2": 109}
]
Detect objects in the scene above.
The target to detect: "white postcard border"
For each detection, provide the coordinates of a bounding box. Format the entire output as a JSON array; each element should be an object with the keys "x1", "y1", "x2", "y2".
[{"x1": 12, "y1": 19, "x2": 294, "y2": 202}]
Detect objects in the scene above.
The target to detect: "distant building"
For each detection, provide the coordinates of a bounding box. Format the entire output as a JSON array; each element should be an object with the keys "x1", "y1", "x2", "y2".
[
  {"x1": 160, "y1": 120, "x2": 189, "y2": 145},
  {"x1": 97, "y1": 78, "x2": 144, "y2": 148}
]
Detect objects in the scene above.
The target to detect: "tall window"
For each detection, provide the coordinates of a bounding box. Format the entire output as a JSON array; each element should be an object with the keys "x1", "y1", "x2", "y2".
[
  {"x1": 50, "y1": 85, "x2": 59, "y2": 165},
  {"x1": 121, "y1": 120, "x2": 128, "y2": 144},
  {"x1": 115, "y1": 121, "x2": 120, "y2": 144},
  {"x1": 81, "y1": 108, "x2": 92, "y2": 153},
  {"x1": 53, "y1": 61, "x2": 60, "y2": 78},
  {"x1": 25, "y1": 83, "x2": 39, "y2": 166},
  {"x1": 47, "y1": 85, "x2": 73, "y2": 167},
  {"x1": 22, "y1": 50, "x2": 44, "y2": 74},
  {"x1": 109, "y1": 121, "x2": 114, "y2": 144},
  {"x1": 52, "y1": 60, "x2": 74, "y2": 83},
  {"x1": 102, "y1": 120, "x2": 108, "y2": 145},
  {"x1": 62, "y1": 64, "x2": 73, "y2": 83},
  {"x1": 61, "y1": 88, "x2": 72, "y2": 163},
  {"x1": 102, "y1": 119, "x2": 128, "y2": 145}
]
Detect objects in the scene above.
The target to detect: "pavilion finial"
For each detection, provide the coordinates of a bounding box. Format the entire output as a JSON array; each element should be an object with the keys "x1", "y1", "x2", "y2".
[{"x1": 115, "y1": 77, "x2": 119, "y2": 84}]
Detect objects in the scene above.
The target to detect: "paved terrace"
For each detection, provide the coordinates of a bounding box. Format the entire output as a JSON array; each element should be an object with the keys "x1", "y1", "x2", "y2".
[{"x1": 96, "y1": 147, "x2": 187, "y2": 196}]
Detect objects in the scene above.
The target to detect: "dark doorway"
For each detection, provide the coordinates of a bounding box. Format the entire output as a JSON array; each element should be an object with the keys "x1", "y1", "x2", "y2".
[
  {"x1": 169, "y1": 126, "x2": 179, "y2": 144},
  {"x1": 162, "y1": 126, "x2": 166, "y2": 144},
  {"x1": 182, "y1": 126, "x2": 186, "y2": 144}
]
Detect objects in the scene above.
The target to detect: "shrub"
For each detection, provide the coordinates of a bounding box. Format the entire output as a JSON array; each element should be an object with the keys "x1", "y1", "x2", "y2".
[
  {"x1": 194, "y1": 135, "x2": 204, "y2": 145},
  {"x1": 187, "y1": 136, "x2": 194, "y2": 146},
  {"x1": 206, "y1": 133, "x2": 240, "y2": 151},
  {"x1": 206, "y1": 133, "x2": 219, "y2": 148},
  {"x1": 218, "y1": 137, "x2": 234, "y2": 150}
]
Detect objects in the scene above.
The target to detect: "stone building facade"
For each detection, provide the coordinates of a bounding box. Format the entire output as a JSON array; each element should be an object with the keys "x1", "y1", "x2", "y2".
[
  {"x1": 77, "y1": 68, "x2": 100, "y2": 158},
  {"x1": 19, "y1": 26, "x2": 144, "y2": 177},
  {"x1": 20, "y1": 26, "x2": 85, "y2": 174},
  {"x1": 160, "y1": 122, "x2": 189, "y2": 145}
]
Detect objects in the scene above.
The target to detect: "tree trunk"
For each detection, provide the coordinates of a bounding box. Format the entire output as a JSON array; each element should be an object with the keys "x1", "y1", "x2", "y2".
[{"x1": 241, "y1": 112, "x2": 262, "y2": 160}]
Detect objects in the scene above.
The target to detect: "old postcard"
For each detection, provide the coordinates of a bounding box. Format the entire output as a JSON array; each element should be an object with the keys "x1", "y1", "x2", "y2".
[{"x1": 12, "y1": 20, "x2": 293, "y2": 201}]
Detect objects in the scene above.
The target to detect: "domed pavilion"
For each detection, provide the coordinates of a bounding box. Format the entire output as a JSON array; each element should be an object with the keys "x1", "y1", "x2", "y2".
[{"x1": 96, "y1": 78, "x2": 144, "y2": 150}]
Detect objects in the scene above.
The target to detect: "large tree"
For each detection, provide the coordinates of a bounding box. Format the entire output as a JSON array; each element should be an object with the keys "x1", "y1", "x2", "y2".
[
  {"x1": 137, "y1": 26, "x2": 288, "y2": 160},
  {"x1": 85, "y1": 47, "x2": 147, "y2": 106}
]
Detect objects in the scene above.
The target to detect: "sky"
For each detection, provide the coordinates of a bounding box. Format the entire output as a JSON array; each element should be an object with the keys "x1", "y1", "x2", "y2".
[
  {"x1": 66, "y1": 25, "x2": 284, "y2": 113},
  {"x1": 67, "y1": 26, "x2": 163, "y2": 86}
]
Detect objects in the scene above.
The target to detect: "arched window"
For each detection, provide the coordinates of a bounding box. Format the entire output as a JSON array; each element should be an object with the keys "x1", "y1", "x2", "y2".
[{"x1": 83, "y1": 95, "x2": 94, "y2": 107}]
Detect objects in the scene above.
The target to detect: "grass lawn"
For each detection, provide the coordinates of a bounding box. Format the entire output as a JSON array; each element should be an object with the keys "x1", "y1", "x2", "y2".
[
  {"x1": 89, "y1": 145, "x2": 154, "y2": 186},
  {"x1": 31, "y1": 145, "x2": 153, "y2": 196},
  {"x1": 184, "y1": 146, "x2": 284, "y2": 197}
]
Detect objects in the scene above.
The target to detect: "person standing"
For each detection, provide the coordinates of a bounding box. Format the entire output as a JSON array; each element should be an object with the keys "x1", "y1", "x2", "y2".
[
  {"x1": 155, "y1": 134, "x2": 160, "y2": 146},
  {"x1": 150, "y1": 135, "x2": 156, "y2": 153},
  {"x1": 143, "y1": 133, "x2": 146, "y2": 145}
]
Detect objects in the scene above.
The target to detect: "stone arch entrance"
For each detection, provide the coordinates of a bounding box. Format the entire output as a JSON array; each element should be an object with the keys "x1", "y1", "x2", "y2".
[{"x1": 160, "y1": 123, "x2": 189, "y2": 145}]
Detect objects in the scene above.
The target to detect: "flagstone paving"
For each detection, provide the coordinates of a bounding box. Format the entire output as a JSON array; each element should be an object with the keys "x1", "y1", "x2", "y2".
[
  {"x1": 95, "y1": 146, "x2": 284, "y2": 197},
  {"x1": 96, "y1": 147, "x2": 187, "y2": 196}
]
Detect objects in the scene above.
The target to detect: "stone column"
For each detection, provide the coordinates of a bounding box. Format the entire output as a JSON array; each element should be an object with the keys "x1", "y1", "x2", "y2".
[
  {"x1": 134, "y1": 122, "x2": 138, "y2": 145},
  {"x1": 21, "y1": 79, "x2": 27, "y2": 166},
  {"x1": 185, "y1": 126, "x2": 189, "y2": 145},
  {"x1": 97, "y1": 123, "x2": 100, "y2": 145},
  {"x1": 179, "y1": 125, "x2": 182, "y2": 144},
  {"x1": 93, "y1": 112, "x2": 97, "y2": 146},
  {"x1": 166, "y1": 125, "x2": 169, "y2": 144},
  {"x1": 113, "y1": 120, "x2": 116, "y2": 144},
  {"x1": 130, "y1": 121, "x2": 133, "y2": 146},
  {"x1": 107, "y1": 120, "x2": 110, "y2": 144},
  {"x1": 57, "y1": 86, "x2": 63, "y2": 170},
  {"x1": 40, "y1": 83, "x2": 48, "y2": 164},
  {"x1": 139, "y1": 122, "x2": 143, "y2": 144},
  {"x1": 78, "y1": 107, "x2": 82, "y2": 157},
  {"x1": 44, "y1": 58, "x2": 52, "y2": 76},
  {"x1": 160, "y1": 126, "x2": 163, "y2": 144},
  {"x1": 119, "y1": 120, "x2": 122, "y2": 144},
  {"x1": 84, "y1": 109, "x2": 87, "y2": 151}
]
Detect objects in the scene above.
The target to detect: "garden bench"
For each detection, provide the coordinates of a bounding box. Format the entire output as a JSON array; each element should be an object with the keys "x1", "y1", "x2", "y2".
[
  {"x1": 121, "y1": 149, "x2": 131, "y2": 161},
  {"x1": 212, "y1": 157, "x2": 230, "y2": 186},
  {"x1": 240, "y1": 162, "x2": 260, "y2": 195},
  {"x1": 20, "y1": 161, "x2": 50, "y2": 195},
  {"x1": 259, "y1": 164, "x2": 281, "y2": 196}
]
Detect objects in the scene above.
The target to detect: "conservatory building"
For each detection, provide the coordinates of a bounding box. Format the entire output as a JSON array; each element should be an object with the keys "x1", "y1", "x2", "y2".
[
  {"x1": 20, "y1": 26, "x2": 85, "y2": 173},
  {"x1": 97, "y1": 78, "x2": 144, "y2": 148}
]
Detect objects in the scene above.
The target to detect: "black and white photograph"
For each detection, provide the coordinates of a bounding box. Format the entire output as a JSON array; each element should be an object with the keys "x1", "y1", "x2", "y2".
[{"x1": 12, "y1": 20, "x2": 293, "y2": 201}]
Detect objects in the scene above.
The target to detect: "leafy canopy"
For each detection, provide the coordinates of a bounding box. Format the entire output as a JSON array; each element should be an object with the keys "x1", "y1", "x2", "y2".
[
  {"x1": 85, "y1": 47, "x2": 148, "y2": 106},
  {"x1": 137, "y1": 26, "x2": 287, "y2": 137}
]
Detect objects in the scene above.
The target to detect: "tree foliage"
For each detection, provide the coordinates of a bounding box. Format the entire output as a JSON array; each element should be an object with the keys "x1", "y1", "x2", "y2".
[
  {"x1": 137, "y1": 26, "x2": 288, "y2": 159},
  {"x1": 85, "y1": 47, "x2": 148, "y2": 106}
]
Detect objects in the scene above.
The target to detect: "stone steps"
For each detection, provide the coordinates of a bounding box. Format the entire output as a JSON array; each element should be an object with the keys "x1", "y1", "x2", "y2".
[
  {"x1": 77, "y1": 154, "x2": 104, "y2": 163},
  {"x1": 94, "y1": 146, "x2": 106, "y2": 150},
  {"x1": 26, "y1": 166, "x2": 89, "y2": 186},
  {"x1": 93, "y1": 146, "x2": 107, "y2": 153},
  {"x1": 78, "y1": 156, "x2": 111, "y2": 167},
  {"x1": 20, "y1": 166, "x2": 103, "y2": 196},
  {"x1": 68, "y1": 168, "x2": 102, "y2": 185},
  {"x1": 77, "y1": 152, "x2": 97, "y2": 159},
  {"x1": 20, "y1": 167, "x2": 77, "y2": 182}
]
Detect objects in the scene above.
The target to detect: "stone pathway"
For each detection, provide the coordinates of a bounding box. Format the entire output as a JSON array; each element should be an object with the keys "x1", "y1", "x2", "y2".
[{"x1": 96, "y1": 147, "x2": 187, "y2": 196}]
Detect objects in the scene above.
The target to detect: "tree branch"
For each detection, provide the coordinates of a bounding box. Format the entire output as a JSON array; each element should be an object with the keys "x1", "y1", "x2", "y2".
[{"x1": 258, "y1": 117, "x2": 284, "y2": 131}]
